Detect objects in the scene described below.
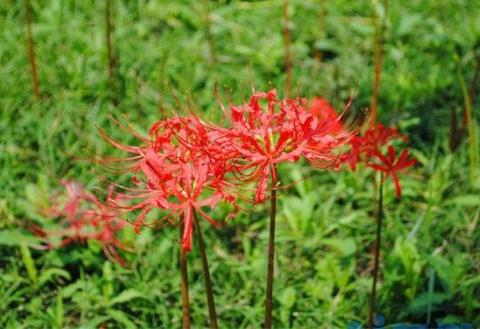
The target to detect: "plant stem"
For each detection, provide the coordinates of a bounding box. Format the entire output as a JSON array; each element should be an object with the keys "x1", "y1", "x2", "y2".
[
  {"x1": 24, "y1": 0, "x2": 40, "y2": 101},
  {"x1": 368, "y1": 173, "x2": 384, "y2": 329},
  {"x1": 194, "y1": 212, "x2": 218, "y2": 329},
  {"x1": 282, "y1": 0, "x2": 292, "y2": 97},
  {"x1": 468, "y1": 50, "x2": 480, "y2": 109},
  {"x1": 179, "y1": 225, "x2": 191, "y2": 329},
  {"x1": 449, "y1": 106, "x2": 460, "y2": 151},
  {"x1": 264, "y1": 164, "x2": 278, "y2": 329},
  {"x1": 203, "y1": 0, "x2": 217, "y2": 65},
  {"x1": 456, "y1": 60, "x2": 479, "y2": 183},
  {"x1": 369, "y1": 0, "x2": 388, "y2": 126},
  {"x1": 458, "y1": 50, "x2": 480, "y2": 147},
  {"x1": 105, "y1": 0, "x2": 118, "y2": 105}
]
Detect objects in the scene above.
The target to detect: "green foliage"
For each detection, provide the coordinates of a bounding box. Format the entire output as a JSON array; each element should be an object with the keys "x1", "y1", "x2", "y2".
[{"x1": 1, "y1": 0, "x2": 480, "y2": 328}]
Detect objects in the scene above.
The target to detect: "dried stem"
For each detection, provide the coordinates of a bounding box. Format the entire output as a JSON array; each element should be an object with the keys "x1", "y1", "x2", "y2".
[
  {"x1": 179, "y1": 225, "x2": 191, "y2": 329},
  {"x1": 314, "y1": 1, "x2": 326, "y2": 63},
  {"x1": 449, "y1": 106, "x2": 460, "y2": 151},
  {"x1": 461, "y1": 50, "x2": 480, "y2": 135},
  {"x1": 24, "y1": 0, "x2": 40, "y2": 101},
  {"x1": 469, "y1": 51, "x2": 480, "y2": 108},
  {"x1": 264, "y1": 164, "x2": 278, "y2": 329},
  {"x1": 369, "y1": 0, "x2": 388, "y2": 126},
  {"x1": 453, "y1": 49, "x2": 479, "y2": 151},
  {"x1": 105, "y1": 0, "x2": 118, "y2": 105},
  {"x1": 194, "y1": 213, "x2": 218, "y2": 329},
  {"x1": 283, "y1": 0, "x2": 292, "y2": 97},
  {"x1": 203, "y1": 0, "x2": 217, "y2": 64},
  {"x1": 456, "y1": 60, "x2": 479, "y2": 183},
  {"x1": 368, "y1": 173, "x2": 384, "y2": 329}
]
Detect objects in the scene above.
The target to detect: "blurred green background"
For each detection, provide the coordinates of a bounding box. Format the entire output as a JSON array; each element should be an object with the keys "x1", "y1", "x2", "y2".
[{"x1": 1, "y1": 0, "x2": 479, "y2": 328}]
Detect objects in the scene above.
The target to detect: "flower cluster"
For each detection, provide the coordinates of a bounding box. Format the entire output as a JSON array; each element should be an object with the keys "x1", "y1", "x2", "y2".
[
  {"x1": 35, "y1": 180, "x2": 130, "y2": 264},
  {"x1": 102, "y1": 115, "x2": 237, "y2": 252},
  {"x1": 100, "y1": 90, "x2": 358, "y2": 251},
  {"x1": 218, "y1": 90, "x2": 353, "y2": 202},
  {"x1": 309, "y1": 96, "x2": 416, "y2": 198},
  {"x1": 39, "y1": 89, "x2": 415, "y2": 257},
  {"x1": 344, "y1": 123, "x2": 416, "y2": 197}
]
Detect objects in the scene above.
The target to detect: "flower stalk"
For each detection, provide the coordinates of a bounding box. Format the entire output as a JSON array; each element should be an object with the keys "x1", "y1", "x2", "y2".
[
  {"x1": 195, "y1": 212, "x2": 218, "y2": 329},
  {"x1": 368, "y1": 172, "x2": 384, "y2": 329},
  {"x1": 369, "y1": 0, "x2": 388, "y2": 126},
  {"x1": 264, "y1": 164, "x2": 278, "y2": 329},
  {"x1": 456, "y1": 60, "x2": 479, "y2": 183},
  {"x1": 179, "y1": 225, "x2": 191, "y2": 329},
  {"x1": 105, "y1": 0, "x2": 118, "y2": 105},
  {"x1": 203, "y1": 0, "x2": 217, "y2": 65},
  {"x1": 23, "y1": 0, "x2": 40, "y2": 101},
  {"x1": 282, "y1": 0, "x2": 292, "y2": 97}
]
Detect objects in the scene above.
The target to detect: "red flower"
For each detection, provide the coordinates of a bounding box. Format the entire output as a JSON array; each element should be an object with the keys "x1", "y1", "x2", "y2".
[
  {"x1": 361, "y1": 124, "x2": 402, "y2": 156},
  {"x1": 339, "y1": 121, "x2": 415, "y2": 197},
  {"x1": 343, "y1": 123, "x2": 402, "y2": 170},
  {"x1": 217, "y1": 90, "x2": 352, "y2": 202},
  {"x1": 37, "y1": 181, "x2": 131, "y2": 265},
  {"x1": 102, "y1": 115, "x2": 237, "y2": 252},
  {"x1": 367, "y1": 145, "x2": 416, "y2": 197},
  {"x1": 125, "y1": 159, "x2": 236, "y2": 252}
]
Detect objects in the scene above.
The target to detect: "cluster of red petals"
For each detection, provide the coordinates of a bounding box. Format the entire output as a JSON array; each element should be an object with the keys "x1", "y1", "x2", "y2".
[
  {"x1": 103, "y1": 90, "x2": 355, "y2": 251},
  {"x1": 306, "y1": 97, "x2": 416, "y2": 197},
  {"x1": 218, "y1": 90, "x2": 353, "y2": 202},
  {"x1": 367, "y1": 146, "x2": 416, "y2": 197},
  {"x1": 36, "y1": 180, "x2": 130, "y2": 265},
  {"x1": 102, "y1": 89, "x2": 416, "y2": 253},
  {"x1": 343, "y1": 123, "x2": 416, "y2": 197},
  {"x1": 342, "y1": 123, "x2": 401, "y2": 171},
  {"x1": 104, "y1": 116, "x2": 237, "y2": 252}
]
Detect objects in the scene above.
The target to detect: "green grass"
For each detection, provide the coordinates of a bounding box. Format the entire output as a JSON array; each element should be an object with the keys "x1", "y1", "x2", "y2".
[{"x1": 1, "y1": 0, "x2": 480, "y2": 328}]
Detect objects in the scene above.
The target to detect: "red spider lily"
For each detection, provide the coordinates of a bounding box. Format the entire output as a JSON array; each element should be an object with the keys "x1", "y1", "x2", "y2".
[
  {"x1": 216, "y1": 89, "x2": 353, "y2": 202},
  {"x1": 339, "y1": 122, "x2": 415, "y2": 196},
  {"x1": 343, "y1": 123, "x2": 402, "y2": 170},
  {"x1": 102, "y1": 115, "x2": 238, "y2": 252},
  {"x1": 367, "y1": 145, "x2": 416, "y2": 197},
  {"x1": 362, "y1": 124, "x2": 402, "y2": 156},
  {"x1": 48, "y1": 180, "x2": 97, "y2": 236},
  {"x1": 36, "y1": 181, "x2": 131, "y2": 265},
  {"x1": 122, "y1": 159, "x2": 236, "y2": 252},
  {"x1": 212, "y1": 91, "x2": 356, "y2": 328}
]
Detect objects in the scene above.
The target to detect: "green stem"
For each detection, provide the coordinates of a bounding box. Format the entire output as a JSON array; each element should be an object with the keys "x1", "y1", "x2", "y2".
[
  {"x1": 24, "y1": 0, "x2": 40, "y2": 101},
  {"x1": 368, "y1": 172, "x2": 384, "y2": 329},
  {"x1": 105, "y1": 0, "x2": 118, "y2": 106},
  {"x1": 457, "y1": 59, "x2": 479, "y2": 183},
  {"x1": 194, "y1": 213, "x2": 218, "y2": 329},
  {"x1": 264, "y1": 164, "x2": 278, "y2": 329},
  {"x1": 179, "y1": 225, "x2": 191, "y2": 329},
  {"x1": 203, "y1": 0, "x2": 216, "y2": 64}
]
